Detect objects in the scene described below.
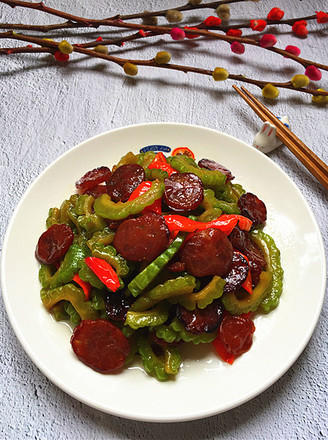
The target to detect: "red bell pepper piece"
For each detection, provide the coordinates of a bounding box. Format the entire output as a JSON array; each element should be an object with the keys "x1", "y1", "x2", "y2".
[
  {"x1": 128, "y1": 181, "x2": 162, "y2": 214},
  {"x1": 212, "y1": 335, "x2": 235, "y2": 365},
  {"x1": 148, "y1": 152, "x2": 176, "y2": 177},
  {"x1": 163, "y1": 215, "x2": 238, "y2": 236},
  {"x1": 218, "y1": 214, "x2": 253, "y2": 231},
  {"x1": 84, "y1": 257, "x2": 120, "y2": 292},
  {"x1": 235, "y1": 251, "x2": 253, "y2": 294},
  {"x1": 72, "y1": 274, "x2": 92, "y2": 300}
]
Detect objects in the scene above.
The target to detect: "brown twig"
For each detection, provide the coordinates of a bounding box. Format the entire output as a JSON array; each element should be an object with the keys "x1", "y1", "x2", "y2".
[
  {"x1": 0, "y1": 14, "x2": 319, "y2": 33},
  {"x1": 0, "y1": 21, "x2": 84, "y2": 33},
  {"x1": 0, "y1": 0, "x2": 245, "y2": 23},
  {"x1": 117, "y1": 0, "x2": 247, "y2": 20},
  {"x1": 1, "y1": 31, "x2": 327, "y2": 97}
]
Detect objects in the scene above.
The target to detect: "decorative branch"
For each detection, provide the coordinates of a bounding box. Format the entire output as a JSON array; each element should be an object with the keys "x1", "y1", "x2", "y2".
[
  {"x1": 116, "y1": 0, "x2": 246, "y2": 20},
  {"x1": 1, "y1": 31, "x2": 327, "y2": 98},
  {"x1": 0, "y1": 0, "x2": 320, "y2": 32},
  {"x1": 2, "y1": 24, "x2": 327, "y2": 72},
  {"x1": 1, "y1": 0, "x2": 327, "y2": 72},
  {"x1": 1, "y1": 0, "x2": 327, "y2": 102},
  {"x1": 0, "y1": 13, "x2": 319, "y2": 33},
  {"x1": 0, "y1": 0, "x2": 246, "y2": 24}
]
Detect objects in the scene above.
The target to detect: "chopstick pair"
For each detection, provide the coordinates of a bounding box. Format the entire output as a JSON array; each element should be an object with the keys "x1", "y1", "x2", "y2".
[{"x1": 233, "y1": 85, "x2": 328, "y2": 191}]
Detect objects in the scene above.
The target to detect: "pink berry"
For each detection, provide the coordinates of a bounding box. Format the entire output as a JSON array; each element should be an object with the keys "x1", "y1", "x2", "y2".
[
  {"x1": 259, "y1": 34, "x2": 277, "y2": 48},
  {"x1": 284, "y1": 45, "x2": 301, "y2": 56},
  {"x1": 230, "y1": 41, "x2": 245, "y2": 55},
  {"x1": 170, "y1": 27, "x2": 186, "y2": 41},
  {"x1": 305, "y1": 65, "x2": 322, "y2": 81}
]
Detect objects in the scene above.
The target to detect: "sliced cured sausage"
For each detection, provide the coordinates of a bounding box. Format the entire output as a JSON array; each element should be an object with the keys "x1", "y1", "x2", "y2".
[
  {"x1": 71, "y1": 319, "x2": 130, "y2": 373},
  {"x1": 223, "y1": 252, "x2": 249, "y2": 294},
  {"x1": 219, "y1": 314, "x2": 255, "y2": 356},
  {"x1": 248, "y1": 260, "x2": 262, "y2": 288},
  {"x1": 83, "y1": 184, "x2": 108, "y2": 198},
  {"x1": 106, "y1": 291, "x2": 133, "y2": 322},
  {"x1": 180, "y1": 228, "x2": 233, "y2": 277},
  {"x1": 113, "y1": 212, "x2": 169, "y2": 262},
  {"x1": 106, "y1": 164, "x2": 145, "y2": 202},
  {"x1": 229, "y1": 227, "x2": 266, "y2": 268},
  {"x1": 75, "y1": 166, "x2": 112, "y2": 191},
  {"x1": 35, "y1": 223, "x2": 74, "y2": 265},
  {"x1": 237, "y1": 192, "x2": 267, "y2": 226},
  {"x1": 176, "y1": 299, "x2": 224, "y2": 334},
  {"x1": 166, "y1": 260, "x2": 186, "y2": 273},
  {"x1": 229, "y1": 226, "x2": 266, "y2": 287},
  {"x1": 198, "y1": 158, "x2": 234, "y2": 181},
  {"x1": 164, "y1": 172, "x2": 204, "y2": 212}
]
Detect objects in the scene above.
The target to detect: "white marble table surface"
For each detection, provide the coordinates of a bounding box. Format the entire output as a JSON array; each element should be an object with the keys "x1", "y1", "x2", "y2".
[{"x1": 1, "y1": 1, "x2": 327, "y2": 438}]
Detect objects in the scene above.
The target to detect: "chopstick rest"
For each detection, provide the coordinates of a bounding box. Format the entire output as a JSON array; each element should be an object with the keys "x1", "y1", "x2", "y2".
[
  {"x1": 233, "y1": 84, "x2": 328, "y2": 190},
  {"x1": 253, "y1": 116, "x2": 290, "y2": 153}
]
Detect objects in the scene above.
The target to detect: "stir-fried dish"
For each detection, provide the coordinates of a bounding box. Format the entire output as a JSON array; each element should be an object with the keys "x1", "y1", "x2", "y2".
[{"x1": 35, "y1": 149, "x2": 283, "y2": 381}]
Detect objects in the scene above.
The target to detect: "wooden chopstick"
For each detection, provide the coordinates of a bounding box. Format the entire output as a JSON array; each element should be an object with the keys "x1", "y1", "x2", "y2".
[
  {"x1": 232, "y1": 85, "x2": 328, "y2": 191},
  {"x1": 240, "y1": 86, "x2": 328, "y2": 175}
]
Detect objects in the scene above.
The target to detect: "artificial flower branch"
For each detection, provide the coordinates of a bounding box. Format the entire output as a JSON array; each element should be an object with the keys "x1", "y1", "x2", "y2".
[
  {"x1": 1, "y1": 30, "x2": 327, "y2": 98},
  {"x1": 1, "y1": 0, "x2": 327, "y2": 101},
  {"x1": 0, "y1": 0, "x2": 320, "y2": 32},
  {"x1": 115, "y1": 0, "x2": 247, "y2": 20},
  {"x1": 0, "y1": 0, "x2": 242, "y2": 24},
  {"x1": 0, "y1": 13, "x2": 320, "y2": 33},
  {"x1": 2, "y1": 22, "x2": 328, "y2": 74},
  {"x1": 1, "y1": 0, "x2": 328, "y2": 72}
]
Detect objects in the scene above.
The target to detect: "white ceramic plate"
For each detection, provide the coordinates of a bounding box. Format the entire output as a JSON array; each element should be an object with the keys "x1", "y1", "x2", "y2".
[{"x1": 2, "y1": 123, "x2": 326, "y2": 422}]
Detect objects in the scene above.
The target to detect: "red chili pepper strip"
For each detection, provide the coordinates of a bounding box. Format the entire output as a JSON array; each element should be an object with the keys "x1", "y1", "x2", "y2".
[
  {"x1": 72, "y1": 274, "x2": 92, "y2": 300},
  {"x1": 242, "y1": 270, "x2": 253, "y2": 294},
  {"x1": 84, "y1": 257, "x2": 120, "y2": 292},
  {"x1": 218, "y1": 214, "x2": 253, "y2": 231},
  {"x1": 55, "y1": 261, "x2": 92, "y2": 299},
  {"x1": 148, "y1": 152, "x2": 176, "y2": 177},
  {"x1": 128, "y1": 181, "x2": 162, "y2": 214},
  {"x1": 242, "y1": 271, "x2": 253, "y2": 294},
  {"x1": 164, "y1": 215, "x2": 238, "y2": 236},
  {"x1": 143, "y1": 198, "x2": 162, "y2": 214},
  {"x1": 234, "y1": 251, "x2": 253, "y2": 294},
  {"x1": 212, "y1": 335, "x2": 235, "y2": 365},
  {"x1": 128, "y1": 181, "x2": 152, "y2": 199}
]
